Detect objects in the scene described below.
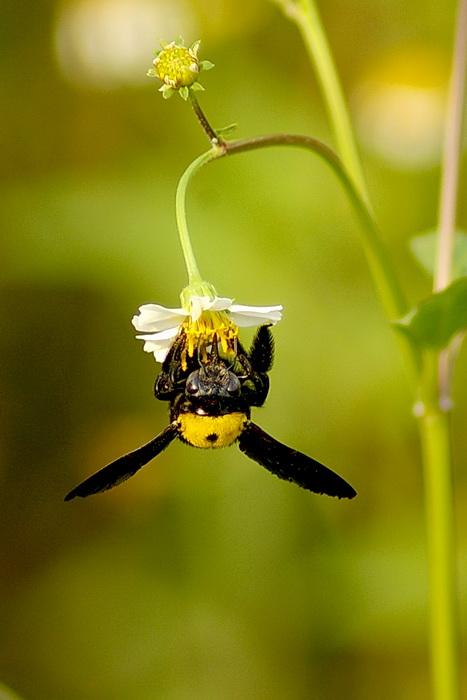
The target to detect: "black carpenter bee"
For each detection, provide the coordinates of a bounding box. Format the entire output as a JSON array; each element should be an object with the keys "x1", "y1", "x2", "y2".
[{"x1": 65, "y1": 326, "x2": 356, "y2": 501}]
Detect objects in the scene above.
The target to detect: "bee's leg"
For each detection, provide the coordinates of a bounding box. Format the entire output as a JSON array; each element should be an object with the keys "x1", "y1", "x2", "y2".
[
  {"x1": 154, "y1": 372, "x2": 176, "y2": 401},
  {"x1": 233, "y1": 364, "x2": 269, "y2": 408},
  {"x1": 154, "y1": 334, "x2": 187, "y2": 401},
  {"x1": 245, "y1": 372, "x2": 270, "y2": 407},
  {"x1": 232, "y1": 327, "x2": 273, "y2": 407},
  {"x1": 241, "y1": 325, "x2": 274, "y2": 406},
  {"x1": 249, "y1": 325, "x2": 274, "y2": 373}
]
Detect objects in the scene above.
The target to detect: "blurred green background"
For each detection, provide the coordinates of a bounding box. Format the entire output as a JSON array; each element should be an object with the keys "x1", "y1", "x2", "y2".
[{"x1": 1, "y1": 1, "x2": 466, "y2": 698}]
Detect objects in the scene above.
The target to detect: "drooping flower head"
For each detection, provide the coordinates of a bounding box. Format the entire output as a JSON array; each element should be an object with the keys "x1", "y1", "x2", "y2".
[
  {"x1": 147, "y1": 39, "x2": 214, "y2": 100},
  {"x1": 132, "y1": 280, "x2": 282, "y2": 367}
]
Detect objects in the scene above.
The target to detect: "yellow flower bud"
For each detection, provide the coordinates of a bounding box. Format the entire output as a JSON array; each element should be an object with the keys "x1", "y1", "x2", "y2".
[
  {"x1": 148, "y1": 40, "x2": 213, "y2": 99},
  {"x1": 153, "y1": 41, "x2": 199, "y2": 88}
]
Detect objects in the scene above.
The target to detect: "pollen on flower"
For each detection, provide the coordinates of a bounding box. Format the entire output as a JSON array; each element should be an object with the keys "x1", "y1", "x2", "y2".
[
  {"x1": 152, "y1": 42, "x2": 199, "y2": 89},
  {"x1": 181, "y1": 310, "x2": 238, "y2": 369}
]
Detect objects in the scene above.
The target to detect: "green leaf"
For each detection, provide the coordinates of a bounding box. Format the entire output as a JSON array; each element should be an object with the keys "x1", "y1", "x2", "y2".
[
  {"x1": 215, "y1": 122, "x2": 238, "y2": 136},
  {"x1": 199, "y1": 60, "x2": 215, "y2": 71},
  {"x1": 394, "y1": 277, "x2": 467, "y2": 349},
  {"x1": 190, "y1": 82, "x2": 205, "y2": 92},
  {"x1": 410, "y1": 229, "x2": 467, "y2": 277},
  {"x1": 179, "y1": 86, "x2": 189, "y2": 100},
  {"x1": 190, "y1": 39, "x2": 201, "y2": 56},
  {"x1": 159, "y1": 84, "x2": 174, "y2": 99}
]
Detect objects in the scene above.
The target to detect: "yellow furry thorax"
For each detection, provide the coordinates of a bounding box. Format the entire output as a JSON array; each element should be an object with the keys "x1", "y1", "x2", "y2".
[{"x1": 178, "y1": 412, "x2": 247, "y2": 449}]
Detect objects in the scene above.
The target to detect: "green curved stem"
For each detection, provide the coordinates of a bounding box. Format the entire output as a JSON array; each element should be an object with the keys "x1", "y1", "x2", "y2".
[
  {"x1": 176, "y1": 134, "x2": 419, "y2": 380},
  {"x1": 175, "y1": 148, "x2": 220, "y2": 283}
]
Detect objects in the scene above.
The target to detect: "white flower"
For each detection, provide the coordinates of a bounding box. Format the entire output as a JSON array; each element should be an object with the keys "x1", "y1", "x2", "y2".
[{"x1": 132, "y1": 295, "x2": 283, "y2": 362}]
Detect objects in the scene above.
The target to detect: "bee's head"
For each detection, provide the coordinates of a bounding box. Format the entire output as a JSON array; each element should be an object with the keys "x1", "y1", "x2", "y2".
[{"x1": 185, "y1": 361, "x2": 241, "y2": 399}]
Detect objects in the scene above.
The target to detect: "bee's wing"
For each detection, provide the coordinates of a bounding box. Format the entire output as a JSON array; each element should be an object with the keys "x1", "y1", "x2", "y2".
[
  {"x1": 65, "y1": 423, "x2": 179, "y2": 501},
  {"x1": 238, "y1": 422, "x2": 356, "y2": 499}
]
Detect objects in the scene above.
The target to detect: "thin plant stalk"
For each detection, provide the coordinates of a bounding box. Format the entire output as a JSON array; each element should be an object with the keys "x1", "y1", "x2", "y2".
[
  {"x1": 189, "y1": 93, "x2": 220, "y2": 145},
  {"x1": 175, "y1": 149, "x2": 219, "y2": 283},
  {"x1": 435, "y1": 0, "x2": 467, "y2": 293},
  {"x1": 419, "y1": 1, "x2": 467, "y2": 698},
  {"x1": 435, "y1": 0, "x2": 467, "y2": 406},
  {"x1": 423, "y1": 411, "x2": 457, "y2": 700},
  {"x1": 419, "y1": 383, "x2": 459, "y2": 700}
]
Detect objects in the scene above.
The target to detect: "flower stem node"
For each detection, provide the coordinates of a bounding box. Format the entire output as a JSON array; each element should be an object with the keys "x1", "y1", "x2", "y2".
[
  {"x1": 148, "y1": 40, "x2": 214, "y2": 100},
  {"x1": 132, "y1": 281, "x2": 283, "y2": 365}
]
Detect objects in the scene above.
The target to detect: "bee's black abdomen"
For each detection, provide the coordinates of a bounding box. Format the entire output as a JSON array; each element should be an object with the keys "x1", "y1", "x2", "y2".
[{"x1": 238, "y1": 422, "x2": 356, "y2": 499}]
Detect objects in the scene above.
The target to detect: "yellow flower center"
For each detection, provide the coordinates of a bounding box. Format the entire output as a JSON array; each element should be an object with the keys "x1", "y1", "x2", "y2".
[
  {"x1": 154, "y1": 45, "x2": 199, "y2": 88},
  {"x1": 180, "y1": 310, "x2": 238, "y2": 368}
]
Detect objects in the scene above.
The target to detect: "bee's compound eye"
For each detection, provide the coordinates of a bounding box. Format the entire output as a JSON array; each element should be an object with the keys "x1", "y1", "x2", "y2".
[{"x1": 185, "y1": 371, "x2": 200, "y2": 395}]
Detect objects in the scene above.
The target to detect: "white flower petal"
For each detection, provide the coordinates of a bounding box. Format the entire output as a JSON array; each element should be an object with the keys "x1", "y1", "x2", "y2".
[
  {"x1": 137, "y1": 302, "x2": 187, "y2": 320},
  {"x1": 229, "y1": 303, "x2": 283, "y2": 314},
  {"x1": 155, "y1": 351, "x2": 166, "y2": 362},
  {"x1": 132, "y1": 303, "x2": 187, "y2": 333},
  {"x1": 228, "y1": 304, "x2": 283, "y2": 327},
  {"x1": 188, "y1": 295, "x2": 209, "y2": 322},
  {"x1": 136, "y1": 326, "x2": 181, "y2": 342},
  {"x1": 153, "y1": 343, "x2": 175, "y2": 363},
  {"x1": 136, "y1": 325, "x2": 181, "y2": 362},
  {"x1": 206, "y1": 296, "x2": 234, "y2": 311},
  {"x1": 187, "y1": 295, "x2": 234, "y2": 321}
]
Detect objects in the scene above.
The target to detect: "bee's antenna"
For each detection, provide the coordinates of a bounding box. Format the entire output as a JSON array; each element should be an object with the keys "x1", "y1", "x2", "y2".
[
  {"x1": 212, "y1": 332, "x2": 220, "y2": 358},
  {"x1": 198, "y1": 334, "x2": 218, "y2": 366},
  {"x1": 223, "y1": 336, "x2": 238, "y2": 370}
]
